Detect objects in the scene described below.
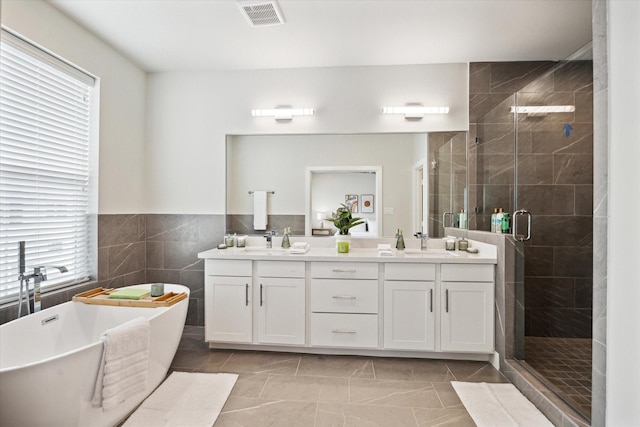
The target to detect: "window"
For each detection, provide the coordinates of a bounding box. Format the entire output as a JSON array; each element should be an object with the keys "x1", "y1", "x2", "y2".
[{"x1": 0, "y1": 28, "x2": 98, "y2": 303}]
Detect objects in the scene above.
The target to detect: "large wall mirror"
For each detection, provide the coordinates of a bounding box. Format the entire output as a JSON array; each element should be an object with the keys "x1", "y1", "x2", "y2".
[{"x1": 226, "y1": 132, "x2": 467, "y2": 238}]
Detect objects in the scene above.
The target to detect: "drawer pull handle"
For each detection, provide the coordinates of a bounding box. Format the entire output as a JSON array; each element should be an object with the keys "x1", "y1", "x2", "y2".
[
  {"x1": 430, "y1": 288, "x2": 433, "y2": 313},
  {"x1": 332, "y1": 269, "x2": 357, "y2": 273},
  {"x1": 332, "y1": 295, "x2": 357, "y2": 300},
  {"x1": 445, "y1": 289, "x2": 449, "y2": 313},
  {"x1": 260, "y1": 284, "x2": 264, "y2": 306},
  {"x1": 332, "y1": 329, "x2": 357, "y2": 334},
  {"x1": 245, "y1": 283, "x2": 249, "y2": 306}
]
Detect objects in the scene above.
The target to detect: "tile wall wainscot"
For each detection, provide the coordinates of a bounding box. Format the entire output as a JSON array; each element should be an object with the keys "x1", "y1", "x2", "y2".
[
  {"x1": 0, "y1": 214, "x2": 225, "y2": 327},
  {"x1": 226, "y1": 214, "x2": 305, "y2": 236}
]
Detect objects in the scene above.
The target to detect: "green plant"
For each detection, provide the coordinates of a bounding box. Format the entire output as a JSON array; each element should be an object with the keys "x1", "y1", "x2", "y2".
[{"x1": 325, "y1": 204, "x2": 365, "y2": 235}]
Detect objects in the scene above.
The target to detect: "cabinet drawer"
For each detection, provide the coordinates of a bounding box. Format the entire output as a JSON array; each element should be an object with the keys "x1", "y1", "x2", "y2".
[
  {"x1": 441, "y1": 264, "x2": 494, "y2": 282},
  {"x1": 311, "y1": 279, "x2": 378, "y2": 314},
  {"x1": 257, "y1": 261, "x2": 305, "y2": 278},
  {"x1": 310, "y1": 313, "x2": 378, "y2": 348},
  {"x1": 310, "y1": 262, "x2": 378, "y2": 279},
  {"x1": 385, "y1": 263, "x2": 436, "y2": 281},
  {"x1": 206, "y1": 259, "x2": 252, "y2": 276}
]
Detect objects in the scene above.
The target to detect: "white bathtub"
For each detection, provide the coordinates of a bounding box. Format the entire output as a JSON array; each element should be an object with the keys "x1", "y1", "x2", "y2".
[{"x1": 0, "y1": 283, "x2": 189, "y2": 427}]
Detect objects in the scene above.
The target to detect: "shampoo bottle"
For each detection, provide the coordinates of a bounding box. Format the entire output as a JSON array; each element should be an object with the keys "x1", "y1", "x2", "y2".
[
  {"x1": 495, "y1": 208, "x2": 504, "y2": 233},
  {"x1": 491, "y1": 208, "x2": 498, "y2": 232}
]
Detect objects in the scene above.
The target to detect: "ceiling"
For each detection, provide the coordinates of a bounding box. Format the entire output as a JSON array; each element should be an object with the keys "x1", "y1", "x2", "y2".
[{"x1": 48, "y1": 0, "x2": 593, "y2": 73}]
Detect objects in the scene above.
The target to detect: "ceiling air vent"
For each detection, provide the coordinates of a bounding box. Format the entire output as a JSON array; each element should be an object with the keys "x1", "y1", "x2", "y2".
[{"x1": 237, "y1": 0, "x2": 285, "y2": 27}]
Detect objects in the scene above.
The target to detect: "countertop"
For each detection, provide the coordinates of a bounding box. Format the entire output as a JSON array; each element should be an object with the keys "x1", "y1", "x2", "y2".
[{"x1": 198, "y1": 246, "x2": 497, "y2": 264}]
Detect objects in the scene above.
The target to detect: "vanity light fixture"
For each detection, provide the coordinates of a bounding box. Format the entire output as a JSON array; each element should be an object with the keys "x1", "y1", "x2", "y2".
[
  {"x1": 251, "y1": 107, "x2": 314, "y2": 122},
  {"x1": 382, "y1": 105, "x2": 450, "y2": 120},
  {"x1": 510, "y1": 105, "x2": 575, "y2": 114}
]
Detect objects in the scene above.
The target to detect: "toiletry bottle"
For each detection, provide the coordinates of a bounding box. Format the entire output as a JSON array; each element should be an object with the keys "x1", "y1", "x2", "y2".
[
  {"x1": 491, "y1": 208, "x2": 498, "y2": 232},
  {"x1": 458, "y1": 210, "x2": 467, "y2": 229},
  {"x1": 458, "y1": 238, "x2": 469, "y2": 251},
  {"x1": 282, "y1": 227, "x2": 291, "y2": 249},
  {"x1": 396, "y1": 229, "x2": 405, "y2": 250},
  {"x1": 501, "y1": 213, "x2": 511, "y2": 234},
  {"x1": 495, "y1": 208, "x2": 504, "y2": 233}
]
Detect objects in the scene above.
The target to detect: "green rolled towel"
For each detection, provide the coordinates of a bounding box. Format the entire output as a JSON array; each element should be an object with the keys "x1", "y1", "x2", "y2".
[{"x1": 108, "y1": 288, "x2": 151, "y2": 300}]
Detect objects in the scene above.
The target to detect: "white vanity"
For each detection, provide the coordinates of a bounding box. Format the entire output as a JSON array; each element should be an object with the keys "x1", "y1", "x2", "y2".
[{"x1": 198, "y1": 240, "x2": 497, "y2": 362}]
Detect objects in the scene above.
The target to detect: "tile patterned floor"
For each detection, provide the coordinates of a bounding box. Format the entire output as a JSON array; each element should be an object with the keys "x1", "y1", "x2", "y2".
[
  {"x1": 524, "y1": 336, "x2": 592, "y2": 420},
  {"x1": 170, "y1": 326, "x2": 508, "y2": 426}
]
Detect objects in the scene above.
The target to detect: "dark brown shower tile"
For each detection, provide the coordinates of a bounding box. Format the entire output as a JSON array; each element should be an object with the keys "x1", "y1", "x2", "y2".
[
  {"x1": 553, "y1": 153, "x2": 593, "y2": 185},
  {"x1": 553, "y1": 61, "x2": 593, "y2": 93},
  {"x1": 554, "y1": 246, "x2": 593, "y2": 278},
  {"x1": 517, "y1": 185, "x2": 574, "y2": 215},
  {"x1": 531, "y1": 122, "x2": 593, "y2": 155},
  {"x1": 525, "y1": 277, "x2": 575, "y2": 309},
  {"x1": 529, "y1": 215, "x2": 592, "y2": 247},
  {"x1": 574, "y1": 185, "x2": 593, "y2": 215},
  {"x1": 524, "y1": 245, "x2": 554, "y2": 277},
  {"x1": 469, "y1": 62, "x2": 491, "y2": 94},
  {"x1": 477, "y1": 154, "x2": 515, "y2": 185},
  {"x1": 475, "y1": 123, "x2": 516, "y2": 154},
  {"x1": 574, "y1": 91, "x2": 594, "y2": 124},
  {"x1": 575, "y1": 278, "x2": 593, "y2": 309},
  {"x1": 489, "y1": 61, "x2": 554, "y2": 94},
  {"x1": 516, "y1": 154, "x2": 553, "y2": 185}
]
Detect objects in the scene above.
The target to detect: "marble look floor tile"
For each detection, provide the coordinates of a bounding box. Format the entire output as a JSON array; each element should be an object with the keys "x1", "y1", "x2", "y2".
[
  {"x1": 230, "y1": 373, "x2": 270, "y2": 398},
  {"x1": 315, "y1": 402, "x2": 419, "y2": 427},
  {"x1": 431, "y1": 382, "x2": 464, "y2": 409},
  {"x1": 297, "y1": 354, "x2": 375, "y2": 379},
  {"x1": 220, "y1": 351, "x2": 301, "y2": 375},
  {"x1": 373, "y1": 358, "x2": 455, "y2": 382},
  {"x1": 349, "y1": 379, "x2": 443, "y2": 408},
  {"x1": 216, "y1": 397, "x2": 317, "y2": 427},
  {"x1": 445, "y1": 360, "x2": 507, "y2": 383},
  {"x1": 260, "y1": 375, "x2": 350, "y2": 403},
  {"x1": 413, "y1": 408, "x2": 476, "y2": 427}
]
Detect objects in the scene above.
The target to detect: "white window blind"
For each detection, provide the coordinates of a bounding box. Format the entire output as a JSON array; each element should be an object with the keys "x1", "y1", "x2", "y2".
[{"x1": 0, "y1": 28, "x2": 97, "y2": 303}]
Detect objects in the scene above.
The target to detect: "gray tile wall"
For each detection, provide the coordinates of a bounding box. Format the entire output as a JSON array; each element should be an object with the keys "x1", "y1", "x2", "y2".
[
  {"x1": 469, "y1": 60, "x2": 594, "y2": 339},
  {"x1": 0, "y1": 214, "x2": 225, "y2": 327},
  {"x1": 226, "y1": 214, "x2": 305, "y2": 236}
]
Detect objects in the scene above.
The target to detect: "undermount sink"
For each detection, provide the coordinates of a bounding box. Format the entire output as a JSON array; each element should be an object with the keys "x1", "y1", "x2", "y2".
[
  {"x1": 401, "y1": 249, "x2": 460, "y2": 257},
  {"x1": 240, "y1": 247, "x2": 287, "y2": 255}
]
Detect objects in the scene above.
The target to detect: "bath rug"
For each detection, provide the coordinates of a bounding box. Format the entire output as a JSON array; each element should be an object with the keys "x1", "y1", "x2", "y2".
[
  {"x1": 452, "y1": 381, "x2": 554, "y2": 427},
  {"x1": 123, "y1": 371, "x2": 238, "y2": 427}
]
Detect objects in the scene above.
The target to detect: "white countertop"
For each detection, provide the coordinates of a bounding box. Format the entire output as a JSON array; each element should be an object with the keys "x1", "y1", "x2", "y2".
[{"x1": 198, "y1": 246, "x2": 497, "y2": 264}]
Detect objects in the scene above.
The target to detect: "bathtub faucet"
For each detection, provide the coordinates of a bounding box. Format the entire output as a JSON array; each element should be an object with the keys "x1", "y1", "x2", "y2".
[{"x1": 18, "y1": 265, "x2": 68, "y2": 315}]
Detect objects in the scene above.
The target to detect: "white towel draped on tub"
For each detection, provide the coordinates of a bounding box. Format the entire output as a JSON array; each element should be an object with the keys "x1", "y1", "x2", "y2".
[
  {"x1": 92, "y1": 317, "x2": 150, "y2": 411},
  {"x1": 253, "y1": 190, "x2": 268, "y2": 230}
]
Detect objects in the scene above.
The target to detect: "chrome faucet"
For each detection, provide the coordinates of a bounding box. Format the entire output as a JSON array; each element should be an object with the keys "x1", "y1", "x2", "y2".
[
  {"x1": 264, "y1": 231, "x2": 276, "y2": 248},
  {"x1": 414, "y1": 232, "x2": 429, "y2": 250},
  {"x1": 17, "y1": 241, "x2": 68, "y2": 316}
]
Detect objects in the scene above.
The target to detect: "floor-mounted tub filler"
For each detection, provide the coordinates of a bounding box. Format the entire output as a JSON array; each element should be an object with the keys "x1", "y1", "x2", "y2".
[{"x1": 0, "y1": 283, "x2": 189, "y2": 427}]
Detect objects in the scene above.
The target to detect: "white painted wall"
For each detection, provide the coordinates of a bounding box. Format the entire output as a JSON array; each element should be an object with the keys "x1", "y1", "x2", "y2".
[
  {"x1": 1, "y1": 0, "x2": 147, "y2": 214},
  {"x1": 146, "y1": 64, "x2": 468, "y2": 214},
  {"x1": 607, "y1": 0, "x2": 640, "y2": 424}
]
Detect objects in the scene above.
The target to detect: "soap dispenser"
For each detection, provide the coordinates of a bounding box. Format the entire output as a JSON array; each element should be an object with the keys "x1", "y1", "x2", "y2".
[
  {"x1": 281, "y1": 227, "x2": 291, "y2": 249},
  {"x1": 395, "y1": 229, "x2": 405, "y2": 250}
]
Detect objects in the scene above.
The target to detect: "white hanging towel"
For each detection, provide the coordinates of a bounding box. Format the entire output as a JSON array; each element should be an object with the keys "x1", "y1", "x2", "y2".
[
  {"x1": 253, "y1": 190, "x2": 268, "y2": 230},
  {"x1": 92, "y1": 316, "x2": 150, "y2": 411}
]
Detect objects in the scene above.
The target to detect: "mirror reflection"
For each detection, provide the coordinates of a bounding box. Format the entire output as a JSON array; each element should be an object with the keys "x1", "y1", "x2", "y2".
[{"x1": 226, "y1": 132, "x2": 467, "y2": 238}]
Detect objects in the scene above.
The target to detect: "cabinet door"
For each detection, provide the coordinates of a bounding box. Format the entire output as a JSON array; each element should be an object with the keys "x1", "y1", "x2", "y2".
[
  {"x1": 440, "y1": 282, "x2": 494, "y2": 353},
  {"x1": 383, "y1": 281, "x2": 435, "y2": 350},
  {"x1": 205, "y1": 276, "x2": 252, "y2": 343},
  {"x1": 257, "y1": 277, "x2": 306, "y2": 345}
]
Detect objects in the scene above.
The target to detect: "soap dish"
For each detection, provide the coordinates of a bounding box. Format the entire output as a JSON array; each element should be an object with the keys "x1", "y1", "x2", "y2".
[{"x1": 466, "y1": 247, "x2": 479, "y2": 254}]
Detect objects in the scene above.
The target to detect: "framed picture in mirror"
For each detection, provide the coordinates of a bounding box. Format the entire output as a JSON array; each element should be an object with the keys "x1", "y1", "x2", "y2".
[
  {"x1": 345, "y1": 194, "x2": 358, "y2": 213},
  {"x1": 362, "y1": 194, "x2": 374, "y2": 213}
]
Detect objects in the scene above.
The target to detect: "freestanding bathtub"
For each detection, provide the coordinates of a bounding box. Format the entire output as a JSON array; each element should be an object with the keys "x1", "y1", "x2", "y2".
[{"x1": 0, "y1": 283, "x2": 189, "y2": 427}]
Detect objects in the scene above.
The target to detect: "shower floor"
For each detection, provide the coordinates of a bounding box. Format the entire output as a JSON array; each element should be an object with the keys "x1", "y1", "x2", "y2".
[{"x1": 524, "y1": 336, "x2": 592, "y2": 420}]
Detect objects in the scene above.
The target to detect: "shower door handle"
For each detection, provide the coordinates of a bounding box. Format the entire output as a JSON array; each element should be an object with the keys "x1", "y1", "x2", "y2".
[
  {"x1": 443, "y1": 212, "x2": 455, "y2": 229},
  {"x1": 512, "y1": 209, "x2": 532, "y2": 241}
]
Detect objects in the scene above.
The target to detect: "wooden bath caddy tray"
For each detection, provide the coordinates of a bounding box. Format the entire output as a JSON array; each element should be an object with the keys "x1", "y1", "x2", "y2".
[{"x1": 72, "y1": 287, "x2": 187, "y2": 308}]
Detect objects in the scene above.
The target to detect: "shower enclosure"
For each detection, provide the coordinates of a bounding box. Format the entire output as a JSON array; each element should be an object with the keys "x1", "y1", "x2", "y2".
[{"x1": 468, "y1": 44, "x2": 594, "y2": 421}]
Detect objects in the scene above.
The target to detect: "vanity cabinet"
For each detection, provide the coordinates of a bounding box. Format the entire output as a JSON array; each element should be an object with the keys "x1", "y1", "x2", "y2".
[
  {"x1": 204, "y1": 260, "x2": 253, "y2": 343},
  {"x1": 440, "y1": 264, "x2": 494, "y2": 353},
  {"x1": 256, "y1": 261, "x2": 305, "y2": 345},
  {"x1": 310, "y1": 262, "x2": 379, "y2": 348},
  {"x1": 383, "y1": 263, "x2": 436, "y2": 351}
]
